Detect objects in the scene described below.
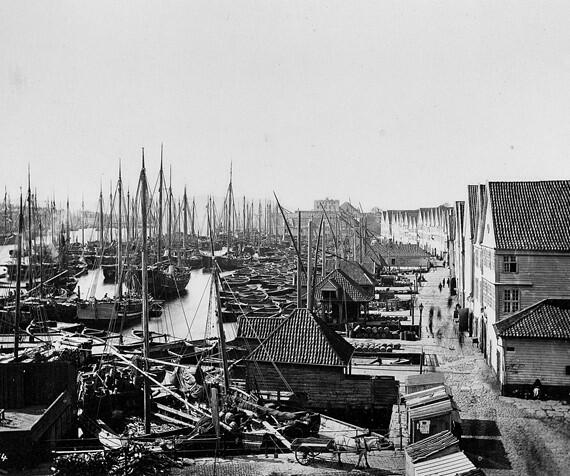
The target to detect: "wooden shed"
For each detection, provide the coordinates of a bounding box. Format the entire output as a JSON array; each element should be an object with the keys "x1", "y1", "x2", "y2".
[
  {"x1": 314, "y1": 268, "x2": 373, "y2": 328},
  {"x1": 494, "y1": 298, "x2": 570, "y2": 397},
  {"x1": 244, "y1": 308, "x2": 398, "y2": 429},
  {"x1": 403, "y1": 386, "x2": 460, "y2": 443}
]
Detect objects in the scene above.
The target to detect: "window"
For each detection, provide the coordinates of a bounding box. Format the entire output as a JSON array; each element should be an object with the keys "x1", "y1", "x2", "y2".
[
  {"x1": 503, "y1": 255, "x2": 518, "y2": 273},
  {"x1": 503, "y1": 289, "x2": 520, "y2": 313},
  {"x1": 506, "y1": 346, "x2": 515, "y2": 352},
  {"x1": 391, "y1": 258, "x2": 396, "y2": 265},
  {"x1": 566, "y1": 366, "x2": 570, "y2": 376}
]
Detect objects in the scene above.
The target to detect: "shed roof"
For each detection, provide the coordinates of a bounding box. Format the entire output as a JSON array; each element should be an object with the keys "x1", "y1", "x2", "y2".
[
  {"x1": 246, "y1": 308, "x2": 354, "y2": 367},
  {"x1": 488, "y1": 180, "x2": 570, "y2": 251},
  {"x1": 314, "y1": 268, "x2": 373, "y2": 302},
  {"x1": 414, "y1": 451, "x2": 476, "y2": 476},
  {"x1": 405, "y1": 385, "x2": 452, "y2": 408},
  {"x1": 494, "y1": 298, "x2": 570, "y2": 340},
  {"x1": 236, "y1": 315, "x2": 286, "y2": 341},
  {"x1": 405, "y1": 430, "x2": 459, "y2": 463},
  {"x1": 408, "y1": 400, "x2": 454, "y2": 420}
]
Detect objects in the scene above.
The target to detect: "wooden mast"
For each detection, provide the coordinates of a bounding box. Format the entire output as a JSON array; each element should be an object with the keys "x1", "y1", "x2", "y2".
[
  {"x1": 14, "y1": 193, "x2": 23, "y2": 360},
  {"x1": 27, "y1": 168, "x2": 33, "y2": 291},
  {"x1": 167, "y1": 165, "x2": 172, "y2": 261},
  {"x1": 296, "y1": 210, "x2": 302, "y2": 308},
  {"x1": 209, "y1": 212, "x2": 230, "y2": 392},
  {"x1": 306, "y1": 219, "x2": 313, "y2": 311},
  {"x1": 81, "y1": 196, "x2": 85, "y2": 248},
  {"x1": 99, "y1": 185, "x2": 104, "y2": 251},
  {"x1": 140, "y1": 149, "x2": 151, "y2": 434},
  {"x1": 116, "y1": 164, "x2": 123, "y2": 299},
  {"x1": 157, "y1": 144, "x2": 164, "y2": 262},
  {"x1": 183, "y1": 186, "x2": 188, "y2": 249}
]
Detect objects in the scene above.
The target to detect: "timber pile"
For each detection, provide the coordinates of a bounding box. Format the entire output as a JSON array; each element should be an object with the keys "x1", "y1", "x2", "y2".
[{"x1": 51, "y1": 442, "x2": 182, "y2": 476}]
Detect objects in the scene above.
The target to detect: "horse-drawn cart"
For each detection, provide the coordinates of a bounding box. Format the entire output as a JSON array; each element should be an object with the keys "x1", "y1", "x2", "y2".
[{"x1": 291, "y1": 434, "x2": 393, "y2": 467}]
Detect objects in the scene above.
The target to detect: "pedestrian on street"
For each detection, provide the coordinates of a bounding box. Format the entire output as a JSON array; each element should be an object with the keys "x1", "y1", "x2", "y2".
[
  {"x1": 428, "y1": 314, "x2": 434, "y2": 338},
  {"x1": 438, "y1": 282, "x2": 443, "y2": 293},
  {"x1": 437, "y1": 307, "x2": 442, "y2": 320},
  {"x1": 446, "y1": 278, "x2": 450, "y2": 287},
  {"x1": 447, "y1": 297, "x2": 453, "y2": 310},
  {"x1": 419, "y1": 303, "x2": 424, "y2": 319}
]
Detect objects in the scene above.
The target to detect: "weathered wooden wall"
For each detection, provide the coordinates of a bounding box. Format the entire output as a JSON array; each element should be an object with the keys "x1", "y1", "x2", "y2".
[
  {"x1": 245, "y1": 362, "x2": 397, "y2": 410},
  {"x1": 501, "y1": 338, "x2": 570, "y2": 388},
  {"x1": 0, "y1": 361, "x2": 77, "y2": 409}
]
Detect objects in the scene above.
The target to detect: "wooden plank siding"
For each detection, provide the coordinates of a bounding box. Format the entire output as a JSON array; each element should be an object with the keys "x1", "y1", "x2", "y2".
[
  {"x1": 0, "y1": 362, "x2": 77, "y2": 409},
  {"x1": 500, "y1": 338, "x2": 570, "y2": 389},
  {"x1": 245, "y1": 362, "x2": 398, "y2": 410},
  {"x1": 495, "y1": 253, "x2": 570, "y2": 321}
]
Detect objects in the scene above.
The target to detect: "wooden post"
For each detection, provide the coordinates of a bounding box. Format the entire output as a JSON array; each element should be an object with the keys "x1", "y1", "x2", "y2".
[
  {"x1": 307, "y1": 219, "x2": 313, "y2": 311},
  {"x1": 296, "y1": 210, "x2": 302, "y2": 309}
]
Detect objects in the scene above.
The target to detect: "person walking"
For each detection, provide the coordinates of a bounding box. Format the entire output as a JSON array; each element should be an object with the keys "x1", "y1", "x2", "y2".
[
  {"x1": 438, "y1": 282, "x2": 443, "y2": 293},
  {"x1": 428, "y1": 307, "x2": 434, "y2": 337}
]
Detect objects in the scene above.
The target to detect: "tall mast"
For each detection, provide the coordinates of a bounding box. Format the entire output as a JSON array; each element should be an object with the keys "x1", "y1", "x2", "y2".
[
  {"x1": 307, "y1": 220, "x2": 313, "y2": 311},
  {"x1": 39, "y1": 218, "x2": 44, "y2": 298},
  {"x1": 168, "y1": 165, "x2": 172, "y2": 261},
  {"x1": 182, "y1": 186, "x2": 188, "y2": 249},
  {"x1": 126, "y1": 189, "x2": 130, "y2": 268},
  {"x1": 296, "y1": 210, "x2": 302, "y2": 308},
  {"x1": 140, "y1": 149, "x2": 151, "y2": 434},
  {"x1": 109, "y1": 181, "x2": 113, "y2": 244},
  {"x1": 191, "y1": 197, "x2": 196, "y2": 237},
  {"x1": 27, "y1": 167, "x2": 33, "y2": 290},
  {"x1": 14, "y1": 193, "x2": 23, "y2": 360},
  {"x1": 3, "y1": 187, "x2": 7, "y2": 234},
  {"x1": 99, "y1": 185, "x2": 104, "y2": 250},
  {"x1": 157, "y1": 144, "x2": 164, "y2": 262},
  {"x1": 66, "y1": 197, "x2": 70, "y2": 244},
  {"x1": 81, "y1": 196, "x2": 85, "y2": 248},
  {"x1": 116, "y1": 164, "x2": 123, "y2": 298},
  {"x1": 209, "y1": 213, "x2": 230, "y2": 391}
]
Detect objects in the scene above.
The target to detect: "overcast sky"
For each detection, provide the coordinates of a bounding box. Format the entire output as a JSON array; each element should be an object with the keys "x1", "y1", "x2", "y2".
[{"x1": 2, "y1": 1, "x2": 570, "y2": 211}]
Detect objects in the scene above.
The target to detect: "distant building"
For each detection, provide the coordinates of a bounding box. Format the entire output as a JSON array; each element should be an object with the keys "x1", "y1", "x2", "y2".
[{"x1": 314, "y1": 198, "x2": 339, "y2": 212}]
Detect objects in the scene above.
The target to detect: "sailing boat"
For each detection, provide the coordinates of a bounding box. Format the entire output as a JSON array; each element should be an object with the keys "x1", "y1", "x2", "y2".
[
  {"x1": 131, "y1": 150, "x2": 191, "y2": 299},
  {"x1": 76, "y1": 168, "x2": 162, "y2": 329}
]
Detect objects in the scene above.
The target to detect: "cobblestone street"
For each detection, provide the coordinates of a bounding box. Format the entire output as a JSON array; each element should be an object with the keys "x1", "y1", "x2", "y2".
[{"x1": 414, "y1": 265, "x2": 570, "y2": 476}]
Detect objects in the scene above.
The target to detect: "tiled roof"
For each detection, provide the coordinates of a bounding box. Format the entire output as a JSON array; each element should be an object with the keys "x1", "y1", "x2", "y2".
[
  {"x1": 246, "y1": 308, "x2": 354, "y2": 367},
  {"x1": 373, "y1": 242, "x2": 430, "y2": 258},
  {"x1": 489, "y1": 180, "x2": 570, "y2": 251},
  {"x1": 236, "y1": 316, "x2": 286, "y2": 341},
  {"x1": 314, "y1": 268, "x2": 373, "y2": 302},
  {"x1": 336, "y1": 260, "x2": 377, "y2": 287},
  {"x1": 494, "y1": 298, "x2": 570, "y2": 339},
  {"x1": 405, "y1": 431, "x2": 459, "y2": 463},
  {"x1": 467, "y1": 185, "x2": 479, "y2": 240}
]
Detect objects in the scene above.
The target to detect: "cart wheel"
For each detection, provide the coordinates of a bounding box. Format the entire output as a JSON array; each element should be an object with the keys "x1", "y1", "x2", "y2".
[{"x1": 295, "y1": 450, "x2": 318, "y2": 465}]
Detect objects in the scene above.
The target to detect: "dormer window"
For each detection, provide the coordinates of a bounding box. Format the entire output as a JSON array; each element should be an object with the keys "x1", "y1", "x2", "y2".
[{"x1": 503, "y1": 255, "x2": 518, "y2": 273}]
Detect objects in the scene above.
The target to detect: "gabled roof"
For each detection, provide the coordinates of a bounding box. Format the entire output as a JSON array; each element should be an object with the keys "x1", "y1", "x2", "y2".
[
  {"x1": 236, "y1": 315, "x2": 286, "y2": 341},
  {"x1": 405, "y1": 431, "x2": 459, "y2": 463},
  {"x1": 467, "y1": 185, "x2": 479, "y2": 240},
  {"x1": 336, "y1": 260, "x2": 377, "y2": 287},
  {"x1": 246, "y1": 308, "x2": 354, "y2": 367},
  {"x1": 488, "y1": 180, "x2": 570, "y2": 251},
  {"x1": 314, "y1": 268, "x2": 373, "y2": 302},
  {"x1": 494, "y1": 298, "x2": 570, "y2": 340},
  {"x1": 373, "y1": 242, "x2": 430, "y2": 258}
]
